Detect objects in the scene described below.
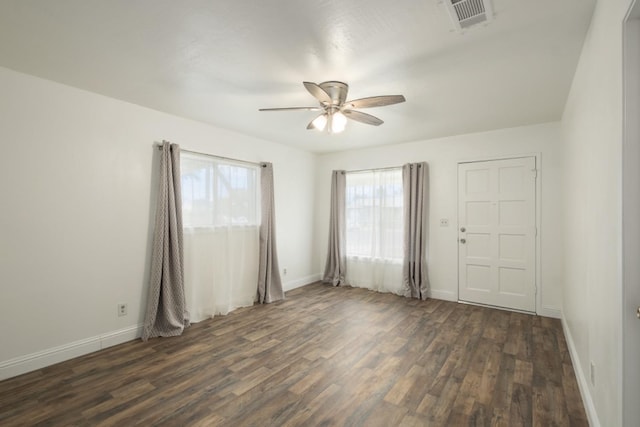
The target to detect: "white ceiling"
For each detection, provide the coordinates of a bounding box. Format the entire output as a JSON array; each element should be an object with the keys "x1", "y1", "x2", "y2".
[{"x1": 0, "y1": 0, "x2": 595, "y2": 153}]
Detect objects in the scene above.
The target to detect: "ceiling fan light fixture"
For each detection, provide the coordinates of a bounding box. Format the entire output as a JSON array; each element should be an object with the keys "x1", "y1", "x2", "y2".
[
  {"x1": 311, "y1": 114, "x2": 328, "y2": 131},
  {"x1": 331, "y1": 111, "x2": 347, "y2": 133}
]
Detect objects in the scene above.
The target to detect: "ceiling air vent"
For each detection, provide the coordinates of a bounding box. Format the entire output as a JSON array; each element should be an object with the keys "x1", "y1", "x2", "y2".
[{"x1": 444, "y1": 0, "x2": 493, "y2": 31}]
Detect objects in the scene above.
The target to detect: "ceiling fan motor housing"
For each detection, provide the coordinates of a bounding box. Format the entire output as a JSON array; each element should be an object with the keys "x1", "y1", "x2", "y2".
[{"x1": 318, "y1": 81, "x2": 349, "y2": 106}]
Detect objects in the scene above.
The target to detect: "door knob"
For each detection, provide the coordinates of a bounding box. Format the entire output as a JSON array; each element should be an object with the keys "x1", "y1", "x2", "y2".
[
  {"x1": 460, "y1": 227, "x2": 466, "y2": 232},
  {"x1": 460, "y1": 238, "x2": 466, "y2": 244},
  {"x1": 637, "y1": 306, "x2": 640, "y2": 319}
]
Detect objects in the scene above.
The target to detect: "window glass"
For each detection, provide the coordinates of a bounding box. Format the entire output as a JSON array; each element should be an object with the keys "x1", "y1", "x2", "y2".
[
  {"x1": 345, "y1": 168, "x2": 403, "y2": 261},
  {"x1": 180, "y1": 153, "x2": 259, "y2": 227}
]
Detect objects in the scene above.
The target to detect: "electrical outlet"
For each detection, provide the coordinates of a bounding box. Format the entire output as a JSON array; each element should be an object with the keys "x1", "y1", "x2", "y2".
[
  {"x1": 440, "y1": 218, "x2": 449, "y2": 227},
  {"x1": 283, "y1": 267, "x2": 287, "y2": 275},
  {"x1": 117, "y1": 303, "x2": 128, "y2": 317},
  {"x1": 590, "y1": 361, "x2": 595, "y2": 386}
]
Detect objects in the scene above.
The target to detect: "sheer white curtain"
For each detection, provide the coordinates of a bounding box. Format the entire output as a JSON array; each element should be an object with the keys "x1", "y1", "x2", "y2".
[
  {"x1": 345, "y1": 168, "x2": 404, "y2": 294},
  {"x1": 180, "y1": 153, "x2": 260, "y2": 322}
]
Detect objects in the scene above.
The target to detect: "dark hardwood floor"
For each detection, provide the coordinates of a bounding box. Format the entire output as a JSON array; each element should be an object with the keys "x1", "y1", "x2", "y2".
[{"x1": 0, "y1": 282, "x2": 587, "y2": 426}]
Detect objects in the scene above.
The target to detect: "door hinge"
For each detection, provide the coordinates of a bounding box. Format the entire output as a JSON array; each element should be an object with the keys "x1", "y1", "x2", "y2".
[{"x1": 532, "y1": 169, "x2": 538, "y2": 178}]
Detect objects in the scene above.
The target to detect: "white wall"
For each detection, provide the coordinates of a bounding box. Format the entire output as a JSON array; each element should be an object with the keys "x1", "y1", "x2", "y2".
[
  {"x1": 314, "y1": 122, "x2": 565, "y2": 314},
  {"x1": 0, "y1": 66, "x2": 318, "y2": 378},
  {"x1": 561, "y1": 0, "x2": 633, "y2": 425}
]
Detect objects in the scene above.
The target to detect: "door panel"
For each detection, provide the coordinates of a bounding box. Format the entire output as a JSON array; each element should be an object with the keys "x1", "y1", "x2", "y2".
[
  {"x1": 458, "y1": 157, "x2": 536, "y2": 312},
  {"x1": 466, "y1": 265, "x2": 491, "y2": 292},
  {"x1": 467, "y1": 233, "x2": 491, "y2": 258}
]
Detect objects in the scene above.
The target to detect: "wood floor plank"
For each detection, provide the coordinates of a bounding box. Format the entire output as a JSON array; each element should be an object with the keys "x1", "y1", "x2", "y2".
[
  {"x1": 490, "y1": 352, "x2": 515, "y2": 420},
  {"x1": 362, "y1": 400, "x2": 409, "y2": 426},
  {"x1": 0, "y1": 282, "x2": 588, "y2": 426},
  {"x1": 511, "y1": 382, "x2": 533, "y2": 426}
]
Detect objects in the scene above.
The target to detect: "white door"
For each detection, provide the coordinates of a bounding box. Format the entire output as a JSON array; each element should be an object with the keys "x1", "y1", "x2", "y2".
[{"x1": 458, "y1": 157, "x2": 536, "y2": 312}]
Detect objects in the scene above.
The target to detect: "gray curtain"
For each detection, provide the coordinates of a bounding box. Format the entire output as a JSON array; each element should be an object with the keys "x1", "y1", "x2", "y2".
[
  {"x1": 323, "y1": 170, "x2": 346, "y2": 286},
  {"x1": 257, "y1": 162, "x2": 284, "y2": 303},
  {"x1": 142, "y1": 141, "x2": 190, "y2": 341},
  {"x1": 402, "y1": 162, "x2": 429, "y2": 300}
]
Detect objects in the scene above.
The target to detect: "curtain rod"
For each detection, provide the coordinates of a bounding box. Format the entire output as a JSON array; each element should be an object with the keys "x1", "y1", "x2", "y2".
[
  {"x1": 345, "y1": 163, "x2": 425, "y2": 174},
  {"x1": 344, "y1": 165, "x2": 403, "y2": 174},
  {"x1": 157, "y1": 142, "x2": 263, "y2": 167}
]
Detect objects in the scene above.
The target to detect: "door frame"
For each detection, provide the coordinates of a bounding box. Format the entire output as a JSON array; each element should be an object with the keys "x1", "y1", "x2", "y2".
[
  {"x1": 622, "y1": 1, "x2": 639, "y2": 424},
  {"x1": 457, "y1": 153, "x2": 547, "y2": 316}
]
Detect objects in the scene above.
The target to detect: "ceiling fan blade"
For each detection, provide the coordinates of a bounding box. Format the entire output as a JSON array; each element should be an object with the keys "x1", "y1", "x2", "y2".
[
  {"x1": 344, "y1": 95, "x2": 406, "y2": 109},
  {"x1": 343, "y1": 110, "x2": 384, "y2": 126},
  {"x1": 303, "y1": 81, "x2": 332, "y2": 104},
  {"x1": 259, "y1": 106, "x2": 323, "y2": 112}
]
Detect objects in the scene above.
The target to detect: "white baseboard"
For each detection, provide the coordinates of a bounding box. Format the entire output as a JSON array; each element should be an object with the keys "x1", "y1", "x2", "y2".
[
  {"x1": 538, "y1": 306, "x2": 562, "y2": 319},
  {"x1": 428, "y1": 288, "x2": 457, "y2": 302},
  {"x1": 100, "y1": 324, "x2": 143, "y2": 349},
  {"x1": 283, "y1": 273, "x2": 322, "y2": 292},
  {"x1": 561, "y1": 314, "x2": 600, "y2": 427},
  {"x1": 0, "y1": 323, "x2": 143, "y2": 381}
]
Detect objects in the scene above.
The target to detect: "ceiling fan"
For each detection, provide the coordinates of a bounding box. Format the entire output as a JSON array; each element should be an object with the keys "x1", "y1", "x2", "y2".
[{"x1": 259, "y1": 81, "x2": 406, "y2": 134}]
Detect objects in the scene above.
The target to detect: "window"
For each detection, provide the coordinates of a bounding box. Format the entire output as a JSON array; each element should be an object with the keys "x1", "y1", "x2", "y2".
[
  {"x1": 180, "y1": 153, "x2": 259, "y2": 227},
  {"x1": 179, "y1": 152, "x2": 260, "y2": 321},
  {"x1": 345, "y1": 168, "x2": 403, "y2": 261}
]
